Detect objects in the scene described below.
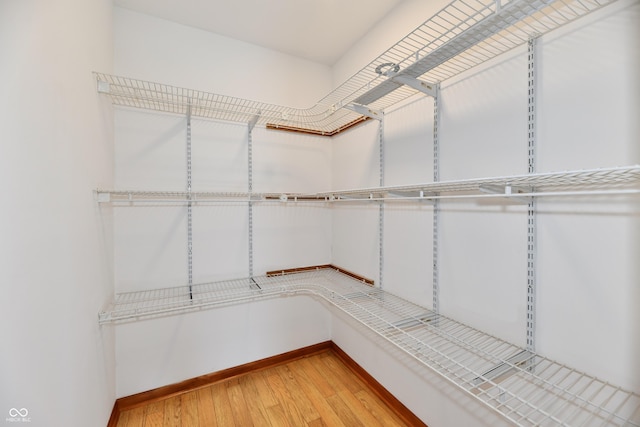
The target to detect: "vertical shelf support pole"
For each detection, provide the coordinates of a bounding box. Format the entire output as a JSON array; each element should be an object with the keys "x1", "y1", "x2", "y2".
[
  {"x1": 186, "y1": 103, "x2": 193, "y2": 299},
  {"x1": 247, "y1": 114, "x2": 259, "y2": 279},
  {"x1": 432, "y1": 84, "x2": 441, "y2": 315},
  {"x1": 378, "y1": 118, "x2": 385, "y2": 289},
  {"x1": 526, "y1": 36, "x2": 538, "y2": 352}
]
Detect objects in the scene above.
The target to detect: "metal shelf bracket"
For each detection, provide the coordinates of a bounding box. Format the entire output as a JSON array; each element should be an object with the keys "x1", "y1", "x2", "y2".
[
  {"x1": 391, "y1": 75, "x2": 439, "y2": 98},
  {"x1": 344, "y1": 103, "x2": 384, "y2": 120}
]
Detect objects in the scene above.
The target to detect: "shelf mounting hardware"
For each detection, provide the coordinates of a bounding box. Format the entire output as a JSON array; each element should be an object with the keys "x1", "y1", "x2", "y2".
[
  {"x1": 248, "y1": 111, "x2": 261, "y2": 132},
  {"x1": 344, "y1": 103, "x2": 383, "y2": 121},
  {"x1": 97, "y1": 80, "x2": 110, "y2": 94},
  {"x1": 391, "y1": 75, "x2": 438, "y2": 98}
]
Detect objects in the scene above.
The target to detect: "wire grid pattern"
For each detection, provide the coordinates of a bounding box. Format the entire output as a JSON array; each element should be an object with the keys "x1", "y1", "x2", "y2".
[
  {"x1": 94, "y1": 189, "x2": 306, "y2": 204},
  {"x1": 96, "y1": 166, "x2": 640, "y2": 205},
  {"x1": 99, "y1": 269, "x2": 640, "y2": 426},
  {"x1": 319, "y1": 165, "x2": 640, "y2": 200},
  {"x1": 94, "y1": 0, "x2": 613, "y2": 134}
]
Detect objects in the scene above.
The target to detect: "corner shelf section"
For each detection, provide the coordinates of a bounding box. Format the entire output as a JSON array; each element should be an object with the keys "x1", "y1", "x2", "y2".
[
  {"x1": 94, "y1": 0, "x2": 615, "y2": 135},
  {"x1": 99, "y1": 268, "x2": 640, "y2": 427}
]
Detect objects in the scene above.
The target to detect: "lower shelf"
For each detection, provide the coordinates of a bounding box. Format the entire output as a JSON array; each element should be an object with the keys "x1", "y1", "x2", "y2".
[{"x1": 99, "y1": 269, "x2": 640, "y2": 426}]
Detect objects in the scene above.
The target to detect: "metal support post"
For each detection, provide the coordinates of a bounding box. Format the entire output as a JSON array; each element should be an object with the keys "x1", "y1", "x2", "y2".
[
  {"x1": 248, "y1": 125, "x2": 254, "y2": 279},
  {"x1": 526, "y1": 37, "x2": 538, "y2": 353},
  {"x1": 186, "y1": 103, "x2": 193, "y2": 299},
  {"x1": 378, "y1": 119, "x2": 385, "y2": 290},
  {"x1": 432, "y1": 84, "x2": 441, "y2": 315}
]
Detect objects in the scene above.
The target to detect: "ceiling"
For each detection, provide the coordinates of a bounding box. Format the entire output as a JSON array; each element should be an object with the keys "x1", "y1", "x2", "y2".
[{"x1": 114, "y1": 0, "x2": 406, "y2": 66}]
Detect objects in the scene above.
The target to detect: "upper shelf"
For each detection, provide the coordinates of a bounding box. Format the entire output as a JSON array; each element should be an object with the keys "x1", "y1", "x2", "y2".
[
  {"x1": 95, "y1": 0, "x2": 615, "y2": 135},
  {"x1": 96, "y1": 165, "x2": 640, "y2": 204}
]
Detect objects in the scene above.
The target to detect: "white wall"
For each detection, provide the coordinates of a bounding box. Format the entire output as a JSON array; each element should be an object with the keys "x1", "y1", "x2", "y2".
[
  {"x1": 112, "y1": 113, "x2": 333, "y2": 395},
  {"x1": 114, "y1": 7, "x2": 333, "y2": 108},
  {"x1": 116, "y1": 296, "x2": 331, "y2": 397},
  {"x1": 0, "y1": 1, "x2": 114, "y2": 426}
]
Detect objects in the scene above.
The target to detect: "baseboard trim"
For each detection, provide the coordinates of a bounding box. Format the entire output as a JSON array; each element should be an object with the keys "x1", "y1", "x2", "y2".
[{"x1": 107, "y1": 340, "x2": 426, "y2": 426}]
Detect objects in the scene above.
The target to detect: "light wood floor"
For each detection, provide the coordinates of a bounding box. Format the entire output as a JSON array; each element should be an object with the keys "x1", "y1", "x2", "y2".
[{"x1": 116, "y1": 350, "x2": 412, "y2": 427}]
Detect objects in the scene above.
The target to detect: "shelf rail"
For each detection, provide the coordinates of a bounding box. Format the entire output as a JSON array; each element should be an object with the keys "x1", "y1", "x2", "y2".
[
  {"x1": 95, "y1": 165, "x2": 640, "y2": 205},
  {"x1": 99, "y1": 268, "x2": 640, "y2": 426},
  {"x1": 94, "y1": 0, "x2": 615, "y2": 134}
]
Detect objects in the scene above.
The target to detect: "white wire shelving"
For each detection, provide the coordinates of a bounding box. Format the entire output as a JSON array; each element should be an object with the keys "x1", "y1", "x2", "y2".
[
  {"x1": 99, "y1": 268, "x2": 640, "y2": 427},
  {"x1": 94, "y1": 0, "x2": 616, "y2": 134},
  {"x1": 93, "y1": 189, "x2": 314, "y2": 204},
  {"x1": 320, "y1": 165, "x2": 640, "y2": 202},
  {"x1": 96, "y1": 165, "x2": 640, "y2": 205}
]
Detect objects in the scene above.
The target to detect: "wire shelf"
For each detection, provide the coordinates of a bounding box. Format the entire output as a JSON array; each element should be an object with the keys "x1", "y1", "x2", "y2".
[
  {"x1": 96, "y1": 165, "x2": 640, "y2": 205},
  {"x1": 99, "y1": 268, "x2": 640, "y2": 426},
  {"x1": 93, "y1": 189, "x2": 331, "y2": 204},
  {"x1": 94, "y1": 0, "x2": 615, "y2": 134},
  {"x1": 320, "y1": 165, "x2": 640, "y2": 201}
]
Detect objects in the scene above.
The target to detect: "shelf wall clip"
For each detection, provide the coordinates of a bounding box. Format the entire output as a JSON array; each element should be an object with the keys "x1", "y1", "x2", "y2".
[
  {"x1": 95, "y1": 191, "x2": 111, "y2": 203},
  {"x1": 96, "y1": 80, "x2": 110, "y2": 94},
  {"x1": 479, "y1": 184, "x2": 531, "y2": 203},
  {"x1": 344, "y1": 103, "x2": 383, "y2": 121}
]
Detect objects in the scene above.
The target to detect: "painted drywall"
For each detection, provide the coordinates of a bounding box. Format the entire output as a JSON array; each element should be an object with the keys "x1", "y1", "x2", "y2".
[
  {"x1": 116, "y1": 295, "x2": 331, "y2": 397},
  {"x1": 114, "y1": 6, "x2": 333, "y2": 109},
  {"x1": 0, "y1": 0, "x2": 115, "y2": 426},
  {"x1": 112, "y1": 111, "x2": 332, "y2": 292}
]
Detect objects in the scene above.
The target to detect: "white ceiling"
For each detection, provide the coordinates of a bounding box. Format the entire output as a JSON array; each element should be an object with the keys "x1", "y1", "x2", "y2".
[{"x1": 113, "y1": 0, "x2": 406, "y2": 66}]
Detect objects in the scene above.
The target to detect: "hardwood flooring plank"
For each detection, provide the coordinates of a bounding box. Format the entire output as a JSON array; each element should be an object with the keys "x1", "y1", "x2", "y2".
[
  {"x1": 266, "y1": 372, "x2": 307, "y2": 426},
  {"x1": 295, "y1": 355, "x2": 337, "y2": 398},
  {"x1": 276, "y1": 363, "x2": 321, "y2": 423},
  {"x1": 122, "y1": 407, "x2": 145, "y2": 427},
  {"x1": 321, "y1": 352, "x2": 365, "y2": 394},
  {"x1": 195, "y1": 387, "x2": 216, "y2": 427},
  {"x1": 354, "y1": 389, "x2": 407, "y2": 427},
  {"x1": 337, "y1": 389, "x2": 386, "y2": 427},
  {"x1": 163, "y1": 396, "x2": 181, "y2": 427},
  {"x1": 248, "y1": 370, "x2": 279, "y2": 408},
  {"x1": 265, "y1": 403, "x2": 292, "y2": 427},
  {"x1": 326, "y1": 393, "x2": 366, "y2": 427},
  {"x1": 311, "y1": 354, "x2": 352, "y2": 394},
  {"x1": 287, "y1": 359, "x2": 347, "y2": 427},
  {"x1": 142, "y1": 401, "x2": 164, "y2": 427},
  {"x1": 180, "y1": 392, "x2": 198, "y2": 427},
  {"x1": 307, "y1": 419, "x2": 328, "y2": 427},
  {"x1": 226, "y1": 380, "x2": 254, "y2": 427},
  {"x1": 210, "y1": 382, "x2": 236, "y2": 427},
  {"x1": 238, "y1": 374, "x2": 271, "y2": 427},
  {"x1": 116, "y1": 410, "x2": 131, "y2": 427}
]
